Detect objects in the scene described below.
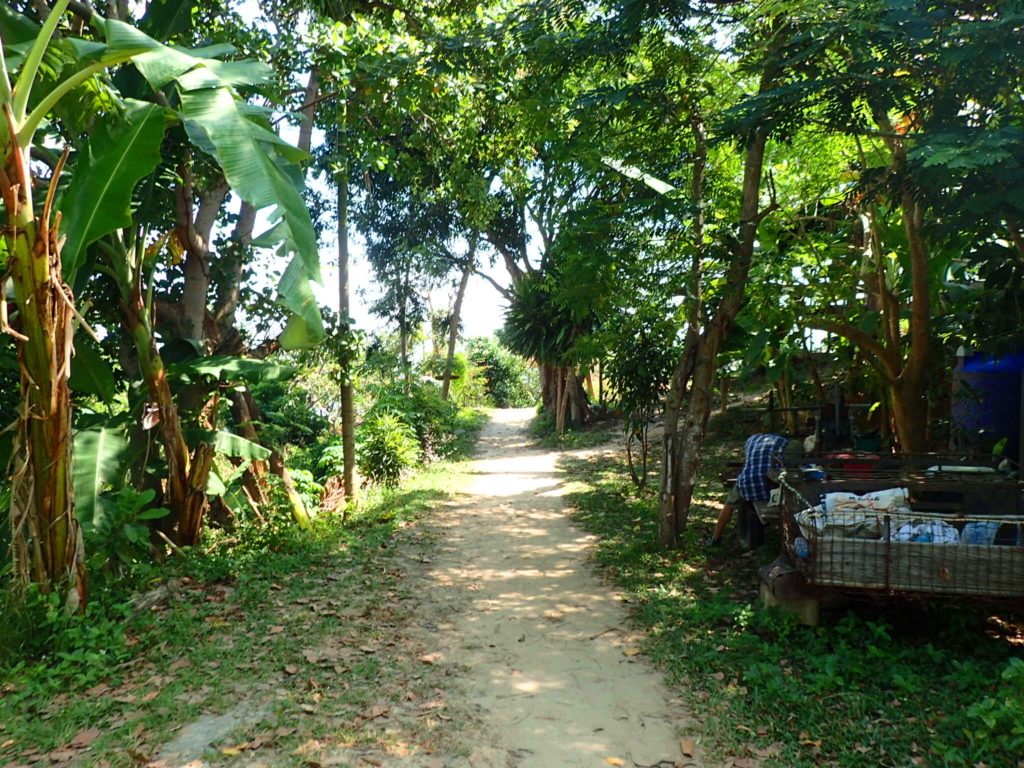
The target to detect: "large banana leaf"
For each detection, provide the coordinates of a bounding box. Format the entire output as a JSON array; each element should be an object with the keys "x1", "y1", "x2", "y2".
[
  {"x1": 0, "y1": 4, "x2": 38, "y2": 46},
  {"x1": 98, "y1": 18, "x2": 250, "y2": 88},
  {"x1": 179, "y1": 88, "x2": 324, "y2": 341},
  {"x1": 80, "y1": 16, "x2": 324, "y2": 343},
  {"x1": 276, "y1": 256, "x2": 326, "y2": 348},
  {"x1": 178, "y1": 89, "x2": 317, "y2": 266},
  {"x1": 210, "y1": 430, "x2": 272, "y2": 461},
  {"x1": 169, "y1": 355, "x2": 295, "y2": 383},
  {"x1": 73, "y1": 425, "x2": 129, "y2": 531},
  {"x1": 68, "y1": 339, "x2": 117, "y2": 400},
  {"x1": 60, "y1": 100, "x2": 167, "y2": 282},
  {"x1": 186, "y1": 428, "x2": 272, "y2": 462}
]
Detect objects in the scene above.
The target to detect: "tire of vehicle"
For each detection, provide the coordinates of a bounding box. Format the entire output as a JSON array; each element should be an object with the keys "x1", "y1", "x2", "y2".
[{"x1": 736, "y1": 502, "x2": 765, "y2": 550}]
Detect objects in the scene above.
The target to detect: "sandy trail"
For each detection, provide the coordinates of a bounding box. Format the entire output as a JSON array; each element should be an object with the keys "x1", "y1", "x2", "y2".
[{"x1": 422, "y1": 409, "x2": 696, "y2": 768}]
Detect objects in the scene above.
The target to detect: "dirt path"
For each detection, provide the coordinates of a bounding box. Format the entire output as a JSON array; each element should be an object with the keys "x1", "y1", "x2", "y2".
[
  {"x1": 417, "y1": 409, "x2": 698, "y2": 768},
  {"x1": 145, "y1": 409, "x2": 701, "y2": 768}
]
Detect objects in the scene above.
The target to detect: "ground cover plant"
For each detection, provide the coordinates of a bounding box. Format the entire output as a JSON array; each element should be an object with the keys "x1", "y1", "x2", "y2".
[
  {"x1": 563, "y1": 408, "x2": 1024, "y2": 768},
  {"x1": 2, "y1": 0, "x2": 1023, "y2": 764},
  {"x1": 0, "y1": 414, "x2": 484, "y2": 766}
]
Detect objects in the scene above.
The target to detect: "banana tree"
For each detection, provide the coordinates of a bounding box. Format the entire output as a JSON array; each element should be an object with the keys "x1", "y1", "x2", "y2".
[{"x1": 1, "y1": 2, "x2": 323, "y2": 602}]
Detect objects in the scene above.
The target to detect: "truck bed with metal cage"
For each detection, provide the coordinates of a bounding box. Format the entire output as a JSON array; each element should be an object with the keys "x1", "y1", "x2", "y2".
[{"x1": 776, "y1": 455, "x2": 1024, "y2": 599}]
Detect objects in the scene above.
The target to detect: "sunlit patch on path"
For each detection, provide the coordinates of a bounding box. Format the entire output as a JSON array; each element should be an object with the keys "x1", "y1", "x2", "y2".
[{"x1": 417, "y1": 408, "x2": 703, "y2": 768}]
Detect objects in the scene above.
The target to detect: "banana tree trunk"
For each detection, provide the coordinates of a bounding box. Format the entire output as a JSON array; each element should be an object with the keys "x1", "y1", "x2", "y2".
[
  {"x1": 3, "y1": 138, "x2": 86, "y2": 608},
  {"x1": 119, "y1": 272, "x2": 212, "y2": 546},
  {"x1": 238, "y1": 391, "x2": 311, "y2": 529},
  {"x1": 229, "y1": 391, "x2": 270, "y2": 508}
]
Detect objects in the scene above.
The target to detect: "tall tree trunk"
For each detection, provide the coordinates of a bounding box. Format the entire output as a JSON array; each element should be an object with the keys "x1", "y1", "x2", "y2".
[
  {"x1": 399, "y1": 322, "x2": 411, "y2": 393},
  {"x1": 399, "y1": 264, "x2": 413, "y2": 393},
  {"x1": 442, "y1": 240, "x2": 476, "y2": 400},
  {"x1": 566, "y1": 367, "x2": 587, "y2": 427},
  {"x1": 541, "y1": 362, "x2": 558, "y2": 415},
  {"x1": 658, "y1": 112, "x2": 707, "y2": 548},
  {"x1": 299, "y1": 68, "x2": 355, "y2": 502},
  {"x1": 894, "y1": 193, "x2": 930, "y2": 452},
  {"x1": 337, "y1": 178, "x2": 357, "y2": 500},
  {"x1": 555, "y1": 367, "x2": 568, "y2": 435},
  {"x1": 862, "y1": 110, "x2": 931, "y2": 452},
  {"x1": 658, "y1": 115, "x2": 770, "y2": 548},
  {"x1": 176, "y1": 167, "x2": 228, "y2": 346},
  {"x1": 3, "y1": 141, "x2": 85, "y2": 608},
  {"x1": 817, "y1": 197, "x2": 931, "y2": 452}
]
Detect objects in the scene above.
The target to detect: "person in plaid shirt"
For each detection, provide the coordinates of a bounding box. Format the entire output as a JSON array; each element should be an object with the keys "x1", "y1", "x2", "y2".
[{"x1": 709, "y1": 432, "x2": 789, "y2": 547}]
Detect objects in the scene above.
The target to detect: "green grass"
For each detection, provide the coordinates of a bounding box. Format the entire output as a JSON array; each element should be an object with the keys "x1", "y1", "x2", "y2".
[
  {"x1": 562, "y1": 422, "x2": 1024, "y2": 768},
  {"x1": 0, "y1": 413, "x2": 486, "y2": 767},
  {"x1": 447, "y1": 406, "x2": 489, "y2": 459},
  {"x1": 528, "y1": 409, "x2": 621, "y2": 450}
]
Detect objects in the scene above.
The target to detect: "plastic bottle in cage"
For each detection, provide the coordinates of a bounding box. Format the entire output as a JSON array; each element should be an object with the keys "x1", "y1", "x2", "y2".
[{"x1": 794, "y1": 537, "x2": 810, "y2": 559}]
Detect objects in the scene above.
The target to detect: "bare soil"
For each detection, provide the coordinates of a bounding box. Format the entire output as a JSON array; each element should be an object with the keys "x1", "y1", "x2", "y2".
[
  {"x1": 153, "y1": 409, "x2": 704, "y2": 768},
  {"x1": 406, "y1": 408, "x2": 702, "y2": 768}
]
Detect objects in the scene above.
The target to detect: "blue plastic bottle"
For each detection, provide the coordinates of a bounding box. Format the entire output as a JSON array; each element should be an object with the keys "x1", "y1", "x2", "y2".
[{"x1": 794, "y1": 537, "x2": 810, "y2": 559}]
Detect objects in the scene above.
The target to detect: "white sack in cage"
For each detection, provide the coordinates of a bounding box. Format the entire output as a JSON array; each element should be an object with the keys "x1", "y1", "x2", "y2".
[{"x1": 823, "y1": 488, "x2": 910, "y2": 514}]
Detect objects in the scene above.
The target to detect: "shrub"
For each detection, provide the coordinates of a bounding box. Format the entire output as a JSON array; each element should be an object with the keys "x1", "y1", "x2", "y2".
[
  {"x1": 357, "y1": 412, "x2": 421, "y2": 486},
  {"x1": 288, "y1": 468, "x2": 325, "y2": 512},
  {"x1": 466, "y1": 337, "x2": 538, "y2": 407},
  {"x1": 365, "y1": 381, "x2": 460, "y2": 459},
  {"x1": 250, "y1": 378, "x2": 331, "y2": 450},
  {"x1": 82, "y1": 487, "x2": 169, "y2": 580},
  {"x1": 941, "y1": 657, "x2": 1024, "y2": 763}
]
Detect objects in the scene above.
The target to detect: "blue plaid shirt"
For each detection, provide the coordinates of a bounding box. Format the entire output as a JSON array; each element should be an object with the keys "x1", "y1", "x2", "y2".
[{"x1": 736, "y1": 433, "x2": 788, "y2": 502}]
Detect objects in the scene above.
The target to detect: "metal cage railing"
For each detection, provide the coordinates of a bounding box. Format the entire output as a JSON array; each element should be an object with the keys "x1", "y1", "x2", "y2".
[{"x1": 778, "y1": 470, "x2": 1024, "y2": 598}]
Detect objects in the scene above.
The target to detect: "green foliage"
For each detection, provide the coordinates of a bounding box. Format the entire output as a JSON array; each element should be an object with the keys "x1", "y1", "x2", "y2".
[
  {"x1": 71, "y1": 422, "x2": 129, "y2": 532},
  {"x1": 356, "y1": 412, "x2": 421, "y2": 487},
  {"x1": 316, "y1": 438, "x2": 348, "y2": 482},
  {"x1": 0, "y1": 583, "x2": 132, "y2": 680},
  {"x1": 251, "y1": 377, "x2": 331, "y2": 451},
  {"x1": 366, "y1": 382, "x2": 461, "y2": 459},
  {"x1": 448, "y1": 354, "x2": 491, "y2": 408},
  {"x1": 602, "y1": 308, "x2": 681, "y2": 427},
  {"x1": 466, "y1": 337, "x2": 538, "y2": 408},
  {"x1": 564, "y1": 444, "x2": 1024, "y2": 767},
  {"x1": 82, "y1": 487, "x2": 168, "y2": 578},
  {"x1": 951, "y1": 657, "x2": 1024, "y2": 761},
  {"x1": 286, "y1": 468, "x2": 321, "y2": 518},
  {"x1": 503, "y1": 274, "x2": 590, "y2": 366},
  {"x1": 59, "y1": 101, "x2": 167, "y2": 282}
]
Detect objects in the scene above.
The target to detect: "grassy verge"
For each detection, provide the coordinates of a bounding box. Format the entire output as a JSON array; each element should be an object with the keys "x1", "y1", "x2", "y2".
[
  {"x1": 0, "y1": 410, "x2": 486, "y2": 767},
  {"x1": 528, "y1": 409, "x2": 621, "y2": 450},
  {"x1": 563, "y1": 415, "x2": 1024, "y2": 768}
]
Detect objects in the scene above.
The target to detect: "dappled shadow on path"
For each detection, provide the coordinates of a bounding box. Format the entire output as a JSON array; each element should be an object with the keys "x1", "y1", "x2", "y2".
[{"x1": 414, "y1": 408, "x2": 689, "y2": 767}]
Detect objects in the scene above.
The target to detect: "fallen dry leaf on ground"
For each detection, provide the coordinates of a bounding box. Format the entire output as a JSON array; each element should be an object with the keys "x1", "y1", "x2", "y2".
[{"x1": 69, "y1": 728, "x2": 101, "y2": 749}]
